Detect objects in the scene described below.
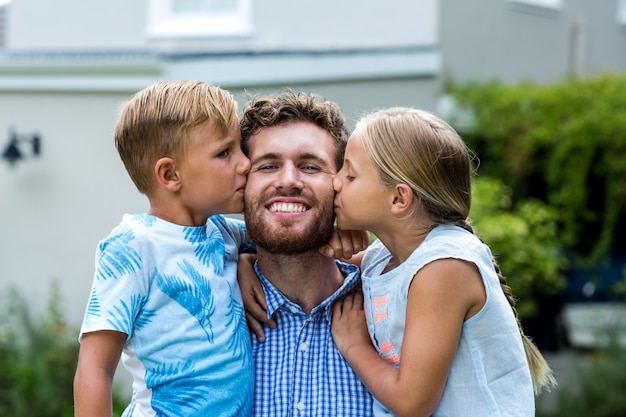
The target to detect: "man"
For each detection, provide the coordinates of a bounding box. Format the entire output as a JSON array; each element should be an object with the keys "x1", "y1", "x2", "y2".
[{"x1": 239, "y1": 90, "x2": 373, "y2": 416}]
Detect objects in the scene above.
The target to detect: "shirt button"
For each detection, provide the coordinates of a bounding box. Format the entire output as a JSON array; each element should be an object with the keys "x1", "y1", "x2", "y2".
[
  {"x1": 290, "y1": 305, "x2": 299, "y2": 314},
  {"x1": 299, "y1": 342, "x2": 308, "y2": 352},
  {"x1": 296, "y1": 402, "x2": 305, "y2": 411}
]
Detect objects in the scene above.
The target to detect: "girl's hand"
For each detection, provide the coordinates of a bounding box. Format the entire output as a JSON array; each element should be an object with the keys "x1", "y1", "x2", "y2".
[
  {"x1": 320, "y1": 227, "x2": 370, "y2": 261},
  {"x1": 238, "y1": 253, "x2": 276, "y2": 342},
  {"x1": 331, "y1": 289, "x2": 372, "y2": 355}
]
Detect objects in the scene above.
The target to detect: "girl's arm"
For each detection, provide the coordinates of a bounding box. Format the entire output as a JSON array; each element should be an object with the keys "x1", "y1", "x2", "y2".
[
  {"x1": 74, "y1": 330, "x2": 127, "y2": 417},
  {"x1": 331, "y1": 258, "x2": 485, "y2": 417}
]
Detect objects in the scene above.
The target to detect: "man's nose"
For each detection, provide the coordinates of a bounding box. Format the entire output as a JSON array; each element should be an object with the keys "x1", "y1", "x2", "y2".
[{"x1": 275, "y1": 164, "x2": 303, "y2": 189}]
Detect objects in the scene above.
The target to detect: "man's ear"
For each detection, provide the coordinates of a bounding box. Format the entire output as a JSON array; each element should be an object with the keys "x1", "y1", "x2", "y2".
[
  {"x1": 154, "y1": 157, "x2": 182, "y2": 191},
  {"x1": 390, "y1": 183, "x2": 414, "y2": 216}
]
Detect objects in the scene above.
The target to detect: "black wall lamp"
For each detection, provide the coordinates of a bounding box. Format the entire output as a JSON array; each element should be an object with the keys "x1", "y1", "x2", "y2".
[{"x1": 2, "y1": 129, "x2": 41, "y2": 166}]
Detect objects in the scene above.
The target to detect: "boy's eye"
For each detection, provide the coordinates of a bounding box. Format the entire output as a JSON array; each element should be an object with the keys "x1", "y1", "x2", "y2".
[
  {"x1": 345, "y1": 175, "x2": 355, "y2": 181},
  {"x1": 217, "y1": 149, "x2": 231, "y2": 158}
]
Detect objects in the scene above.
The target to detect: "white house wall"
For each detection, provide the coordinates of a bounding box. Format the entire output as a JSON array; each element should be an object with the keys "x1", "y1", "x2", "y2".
[
  {"x1": 0, "y1": 0, "x2": 441, "y2": 325},
  {"x1": 440, "y1": 0, "x2": 626, "y2": 84},
  {"x1": 0, "y1": 76, "x2": 439, "y2": 327},
  {"x1": 7, "y1": 0, "x2": 437, "y2": 52}
]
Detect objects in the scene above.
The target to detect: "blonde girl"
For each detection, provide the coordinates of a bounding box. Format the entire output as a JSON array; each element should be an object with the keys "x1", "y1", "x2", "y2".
[{"x1": 331, "y1": 107, "x2": 556, "y2": 417}]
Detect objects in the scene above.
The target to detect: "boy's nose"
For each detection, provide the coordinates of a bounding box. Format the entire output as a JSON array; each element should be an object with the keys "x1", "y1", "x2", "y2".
[{"x1": 237, "y1": 152, "x2": 251, "y2": 174}]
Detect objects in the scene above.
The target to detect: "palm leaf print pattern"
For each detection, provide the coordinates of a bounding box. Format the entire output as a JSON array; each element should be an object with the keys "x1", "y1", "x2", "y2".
[
  {"x1": 154, "y1": 260, "x2": 215, "y2": 343},
  {"x1": 85, "y1": 287, "x2": 101, "y2": 317},
  {"x1": 106, "y1": 294, "x2": 150, "y2": 333},
  {"x1": 224, "y1": 282, "x2": 252, "y2": 368},
  {"x1": 147, "y1": 360, "x2": 213, "y2": 416},
  {"x1": 96, "y1": 224, "x2": 141, "y2": 281},
  {"x1": 184, "y1": 225, "x2": 225, "y2": 274}
]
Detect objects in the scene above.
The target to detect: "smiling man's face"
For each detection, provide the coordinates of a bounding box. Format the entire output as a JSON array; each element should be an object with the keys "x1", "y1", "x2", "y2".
[{"x1": 243, "y1": 120, "x2": 338, "y2": 254}]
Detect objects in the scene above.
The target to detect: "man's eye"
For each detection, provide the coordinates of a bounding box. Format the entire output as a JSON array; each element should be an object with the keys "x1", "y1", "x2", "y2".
[{"x1": 301, "y1": 165, "x2": 320, "y2": 172}]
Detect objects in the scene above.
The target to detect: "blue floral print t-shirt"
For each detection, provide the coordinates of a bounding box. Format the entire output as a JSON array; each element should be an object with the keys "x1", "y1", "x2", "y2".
[{"x1": 79, "y1": 213, "x2": 254, "y2": 417}]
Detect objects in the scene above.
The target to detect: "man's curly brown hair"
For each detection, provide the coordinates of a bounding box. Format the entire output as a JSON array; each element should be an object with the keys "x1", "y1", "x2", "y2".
[{"x1": 239, "y1": 89, "x2": 350, "y2": 170}]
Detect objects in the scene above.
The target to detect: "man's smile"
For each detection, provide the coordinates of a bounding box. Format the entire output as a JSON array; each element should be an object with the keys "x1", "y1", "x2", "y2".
[{"x1": 267, "y1": 201, "x2": 309, "y2": 213}]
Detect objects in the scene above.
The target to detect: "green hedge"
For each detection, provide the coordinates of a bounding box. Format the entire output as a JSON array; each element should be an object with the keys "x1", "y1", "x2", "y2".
[
  {"x1": 470, "y1": 177, "x2": 566, "y2": 317},
  {"x1": 0, "y1": 283, "x2": 126, "y2": 417},
  {"x1": 451, "y1": 73, "x2": 626, "y2": 269}
]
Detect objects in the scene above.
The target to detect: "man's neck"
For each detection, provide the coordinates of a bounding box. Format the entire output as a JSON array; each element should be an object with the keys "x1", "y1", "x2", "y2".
[{"x1": 256, "y1": 249, "x2": 345, "y2": 315}]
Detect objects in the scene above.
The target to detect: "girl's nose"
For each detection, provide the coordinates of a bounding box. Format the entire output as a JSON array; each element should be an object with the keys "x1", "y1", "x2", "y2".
[{"x1": 332, "y1": 172, "x2": 343, "y2": 192}]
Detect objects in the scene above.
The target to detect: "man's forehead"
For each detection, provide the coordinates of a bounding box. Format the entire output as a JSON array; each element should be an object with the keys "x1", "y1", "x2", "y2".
[{"x1": 249, "y1": 124, "x2": 335, "y2": 158}]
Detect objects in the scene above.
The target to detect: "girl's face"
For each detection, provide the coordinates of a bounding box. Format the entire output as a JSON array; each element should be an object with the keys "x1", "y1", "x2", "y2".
[{"x1": 333, "y1": 132, "x2": 391, "y2": 233}]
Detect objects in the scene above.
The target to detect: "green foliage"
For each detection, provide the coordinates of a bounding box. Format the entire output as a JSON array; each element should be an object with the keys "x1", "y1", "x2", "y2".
[
  {"x1": 0, "y1": 283, "x2": 127, "y2": 417},
  {"x1": 451, "y1": 73, "x2": 626, "y2": 267},
  {"x1": 471, "y1": 177, "x2": 567, "y2": 317},
  {"x1": 539, "y1": 342, "x2": 626, "y2": 417}
]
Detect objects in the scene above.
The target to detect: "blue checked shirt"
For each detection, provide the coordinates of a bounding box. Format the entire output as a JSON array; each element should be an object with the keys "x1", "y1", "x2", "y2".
[{"x1": 251, "y1": 261, "x2": 373, "y2": 417}]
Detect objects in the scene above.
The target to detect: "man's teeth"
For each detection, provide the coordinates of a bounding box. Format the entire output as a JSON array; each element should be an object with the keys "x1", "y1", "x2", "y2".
[{"x1": 269, "y1": 202, "x2": 307, "y2": 213}]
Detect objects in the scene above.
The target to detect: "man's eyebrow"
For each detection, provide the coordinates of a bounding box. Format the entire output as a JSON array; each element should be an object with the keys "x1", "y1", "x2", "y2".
[
  {"x1": 251, "y1": 152, "x2": 330, "y2": 166},
  {"x1": 250, "y1": 152, "x2": 280, "y2": 166}
]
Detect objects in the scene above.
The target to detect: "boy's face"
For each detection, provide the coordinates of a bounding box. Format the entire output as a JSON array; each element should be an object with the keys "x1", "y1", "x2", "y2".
[
  {"x1": 243, "y1": 120, "x2": 337, "y2": 253},
  {"x1": 178, "y1": 120, "x2": 250, "y2": 222}
]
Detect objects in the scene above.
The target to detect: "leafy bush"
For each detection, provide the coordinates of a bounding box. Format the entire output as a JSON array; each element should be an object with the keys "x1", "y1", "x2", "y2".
[
  {"x1": 0, "y1": 283, "x2": 126, "y2": 417},
  {"x1": 451, "y1": 73, "x2": 626, "y2": 269},
  {"x1": 471, "y1": 177, "x2": 567, "y2": 317}
]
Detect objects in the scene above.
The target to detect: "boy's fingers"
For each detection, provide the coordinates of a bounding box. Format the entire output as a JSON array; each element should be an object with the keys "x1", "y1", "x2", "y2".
[{"x1": 246, "y1": 312, "x2": 266, "y2": 343}]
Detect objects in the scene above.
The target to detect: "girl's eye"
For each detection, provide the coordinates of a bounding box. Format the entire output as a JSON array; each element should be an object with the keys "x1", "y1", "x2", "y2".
[{"x1": 345, "y1": 175, "x2": 355, "y2": 182}]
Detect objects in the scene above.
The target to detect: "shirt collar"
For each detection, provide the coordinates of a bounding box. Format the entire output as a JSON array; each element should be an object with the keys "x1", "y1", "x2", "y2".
[{"x1": 254, "y1": 260, "x2": 361, "y2": 318}]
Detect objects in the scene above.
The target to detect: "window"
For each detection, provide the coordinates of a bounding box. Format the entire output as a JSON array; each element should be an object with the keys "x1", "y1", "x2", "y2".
[
  {"x1": 508, "y1": 0, "x2": 563, "y2": 12},
  {"x1": 618, "y1": 0, "x2": 626, "y2": 25},
  {"x1": 147, "y1": 0, "x2": 252, "y2": 39}
]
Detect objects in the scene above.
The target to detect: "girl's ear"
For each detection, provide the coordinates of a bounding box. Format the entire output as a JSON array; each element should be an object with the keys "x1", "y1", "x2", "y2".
[
  {"x1": 390, "y1": 183, "x2": 414, "y2": 215},
  {"x1": 154, "y1": 157, "x2": 182, "y2": 192}
]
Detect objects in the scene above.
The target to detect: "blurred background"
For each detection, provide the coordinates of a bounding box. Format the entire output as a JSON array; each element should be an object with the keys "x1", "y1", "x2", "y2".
[{"x1": 1, "y1": 0, "x2": 625, "y2": 416}]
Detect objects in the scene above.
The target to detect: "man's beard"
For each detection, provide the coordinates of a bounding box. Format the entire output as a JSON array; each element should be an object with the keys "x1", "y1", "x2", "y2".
[{"x1": 244, "y1": 193, "x2": 335, "y2": 255}]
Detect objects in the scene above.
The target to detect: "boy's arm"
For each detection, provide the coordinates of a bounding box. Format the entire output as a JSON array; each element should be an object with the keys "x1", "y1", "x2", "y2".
[{"x1": 74, "y1": 330, "x2": 127, "y2": 417}]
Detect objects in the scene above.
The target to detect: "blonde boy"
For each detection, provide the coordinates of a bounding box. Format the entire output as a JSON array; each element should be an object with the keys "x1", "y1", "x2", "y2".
[{"x1": 74, "y1": 80, "x2": 253, "y2": 417}]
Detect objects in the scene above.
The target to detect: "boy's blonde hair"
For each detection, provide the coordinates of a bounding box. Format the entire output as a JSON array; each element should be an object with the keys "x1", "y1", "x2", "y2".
[
  {"x1": 115, "y1": 80, "x2": 237, "y2": 194},
  {"x1": 357, "y1": 107, "x2": 557, "y2": 395}
]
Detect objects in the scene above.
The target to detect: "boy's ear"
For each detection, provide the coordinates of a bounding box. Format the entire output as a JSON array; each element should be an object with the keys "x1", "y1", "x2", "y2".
[
  {"x1": 154, "y1": 157, "x2": 182, "y2": 191},
  {"x1": 390, "y1": 183, "x2": 414, "y2": 215}
]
